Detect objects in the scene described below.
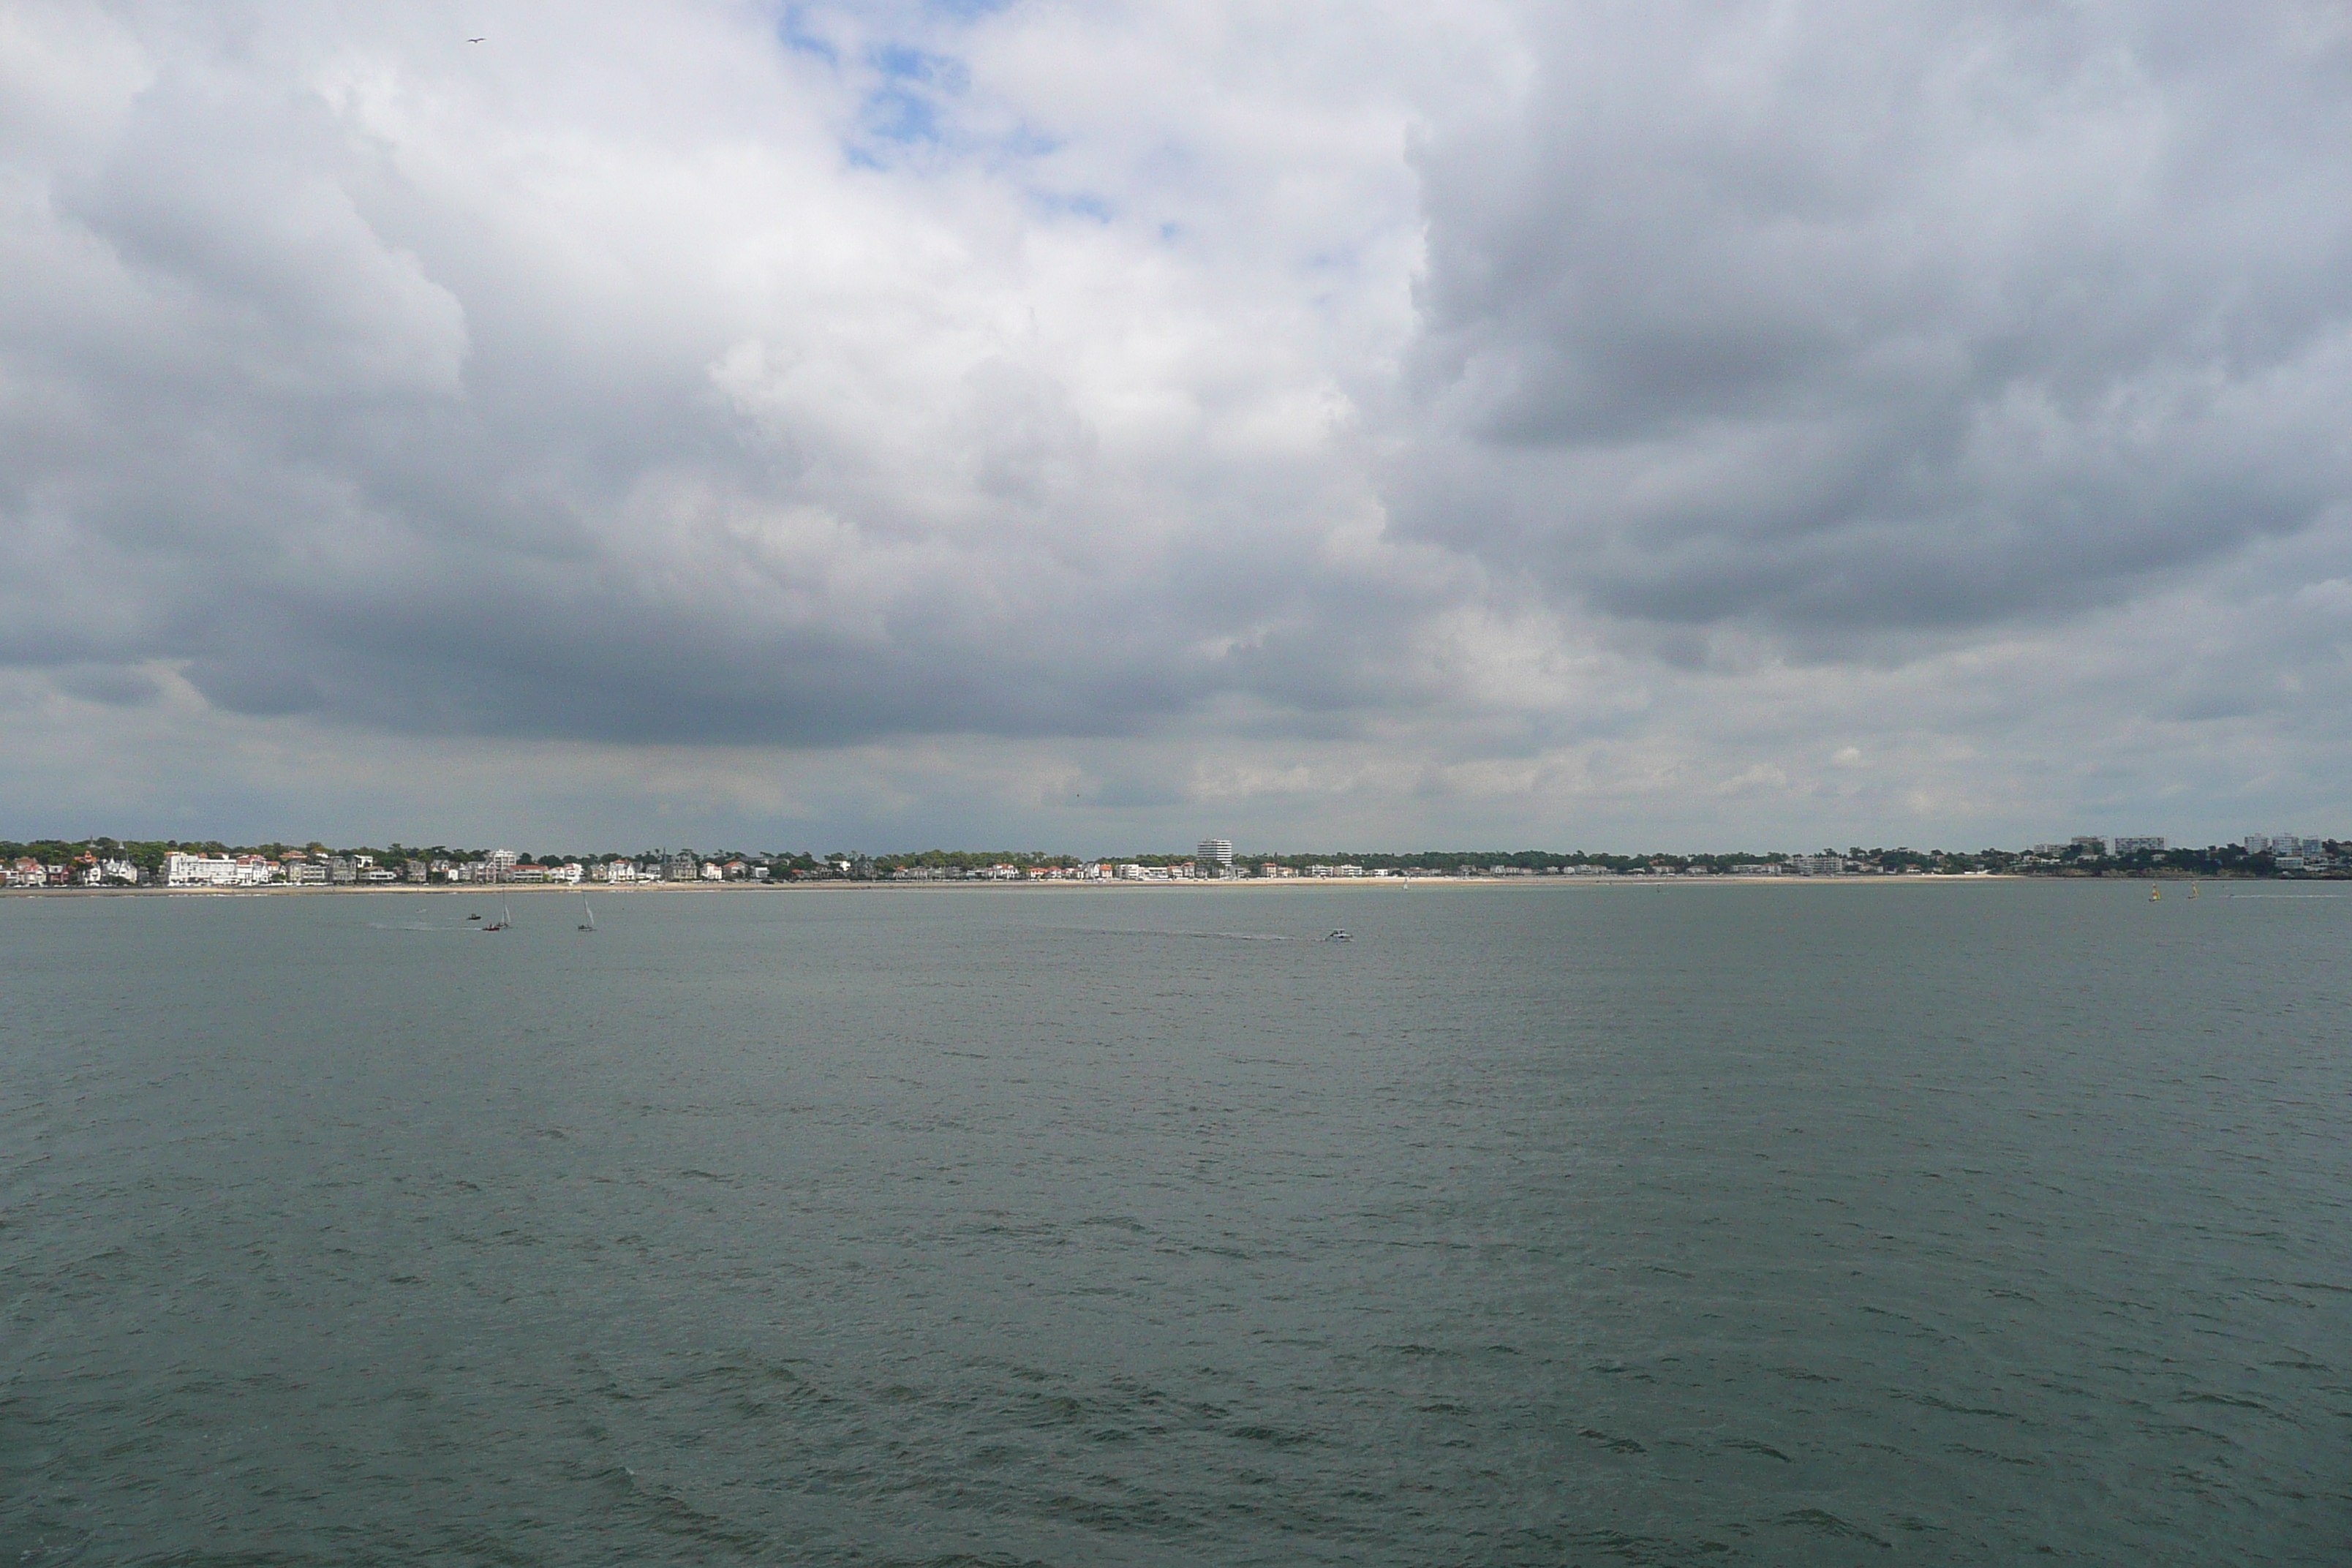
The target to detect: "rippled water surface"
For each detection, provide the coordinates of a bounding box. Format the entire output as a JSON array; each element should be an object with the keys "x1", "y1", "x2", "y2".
[{"x1": 3, "y1": 881, "x2": 2347, "y2": 1564}]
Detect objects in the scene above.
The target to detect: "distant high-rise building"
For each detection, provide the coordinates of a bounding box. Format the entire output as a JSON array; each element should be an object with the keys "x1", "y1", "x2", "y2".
[
  {"x1": 2244, "y1": 834, "x2": 2272, "y2": 853},
  {"x1": 1196, "y1": 838, "x2": 1235, "y2": 876},
  {"x1": 2110, "y1": 836, "x2": 2165, "y2": 854}
]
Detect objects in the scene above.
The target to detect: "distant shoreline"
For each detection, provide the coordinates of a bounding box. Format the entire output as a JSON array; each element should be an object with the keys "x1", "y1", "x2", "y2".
[{"x1": 0, "y1": 872, "x2": 2045, "y2": 897}]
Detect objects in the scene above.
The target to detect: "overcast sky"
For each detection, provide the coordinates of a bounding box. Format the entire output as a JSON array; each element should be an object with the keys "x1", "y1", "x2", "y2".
[{"x1": 5, "y1": 0, "x2": 2349, "y2": 853}]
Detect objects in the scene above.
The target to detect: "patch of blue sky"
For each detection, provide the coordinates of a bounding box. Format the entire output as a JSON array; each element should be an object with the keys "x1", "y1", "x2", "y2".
[
  {"x1": 924, "y1": 0, "x2": 1014, "y2": 18},
  {"x1": 833, "y1": 36, "x2": 1068, "y2": 170},
  {"x1": 987, "y1": 123, "x2": 1060, "y2": 159},
  {"x1": 855, "y1": 42, "x2": 968, "y2": 146},
  {"x1": 1030, "y1": 190, "x2": 1116, "y2": 223},
  {"x1": 863, "y1": 83, "x2": 943, "y2": 145},
  {"x1": 870, "y1": 42, "x2": 965, "y2": 87},
  {"x1": 776, "y1": 5, "x2": 838, "y2": 64}
]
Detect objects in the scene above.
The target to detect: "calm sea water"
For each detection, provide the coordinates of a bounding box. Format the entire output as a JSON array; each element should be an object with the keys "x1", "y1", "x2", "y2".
[{"x1": 2, "y1": 881, "x2": 2346, "y2": 1565}]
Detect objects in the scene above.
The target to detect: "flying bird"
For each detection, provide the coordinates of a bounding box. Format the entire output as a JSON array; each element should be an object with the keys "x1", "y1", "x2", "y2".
[{"x1": 468, "y1": 37, "x2": 485, "y2": 43}]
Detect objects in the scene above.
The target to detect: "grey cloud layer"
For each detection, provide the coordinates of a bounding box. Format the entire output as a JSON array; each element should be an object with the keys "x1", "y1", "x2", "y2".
[{"x1": 1403, "y1": 0, "x2": 2352, "y2": 641}]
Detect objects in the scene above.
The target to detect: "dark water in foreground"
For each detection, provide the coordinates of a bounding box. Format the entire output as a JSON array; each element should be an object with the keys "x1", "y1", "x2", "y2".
[{"x1": 2, "y1": 881, "x2": 2347, "y2": 1565}]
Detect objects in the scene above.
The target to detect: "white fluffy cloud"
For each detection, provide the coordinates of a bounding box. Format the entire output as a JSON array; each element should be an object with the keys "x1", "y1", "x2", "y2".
[{"x1": 1, "y1": 0, "x2": 2347, "y2": 849}]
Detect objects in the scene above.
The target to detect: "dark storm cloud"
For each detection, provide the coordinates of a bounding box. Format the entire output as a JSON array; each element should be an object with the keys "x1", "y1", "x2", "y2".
[{"x1": 1400, "y1": 0, "x2": 2352, "y2": 639}]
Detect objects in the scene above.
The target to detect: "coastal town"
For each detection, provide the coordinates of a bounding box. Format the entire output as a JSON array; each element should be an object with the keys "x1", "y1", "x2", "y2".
[{"x1": 0, "y1": 833, "x2": 2342, "y2": 889}]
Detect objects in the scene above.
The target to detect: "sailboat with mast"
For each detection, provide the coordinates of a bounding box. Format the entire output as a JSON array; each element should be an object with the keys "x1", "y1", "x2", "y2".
[
  {"x1": 578, "y1": 897, "x2": 597, "y2": 932},
  {"x1": 484, "y1": 900, "x2": 513, "y2": 932}
]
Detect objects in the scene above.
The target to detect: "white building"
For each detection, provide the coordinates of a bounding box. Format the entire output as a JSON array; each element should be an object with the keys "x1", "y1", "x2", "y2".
[
  {"x1": 2111, "y1": 836, "x2": 2166, "y2": 854},
  {"x1": 162, "y1": 851, "x2": 216, "y2": 886},
  {"x1": 1196, "y1": 838, "x2": 1235, "y2": 876},
  {"x1": 165, "y1": 851, "x2": 270, "y2": 887}
]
